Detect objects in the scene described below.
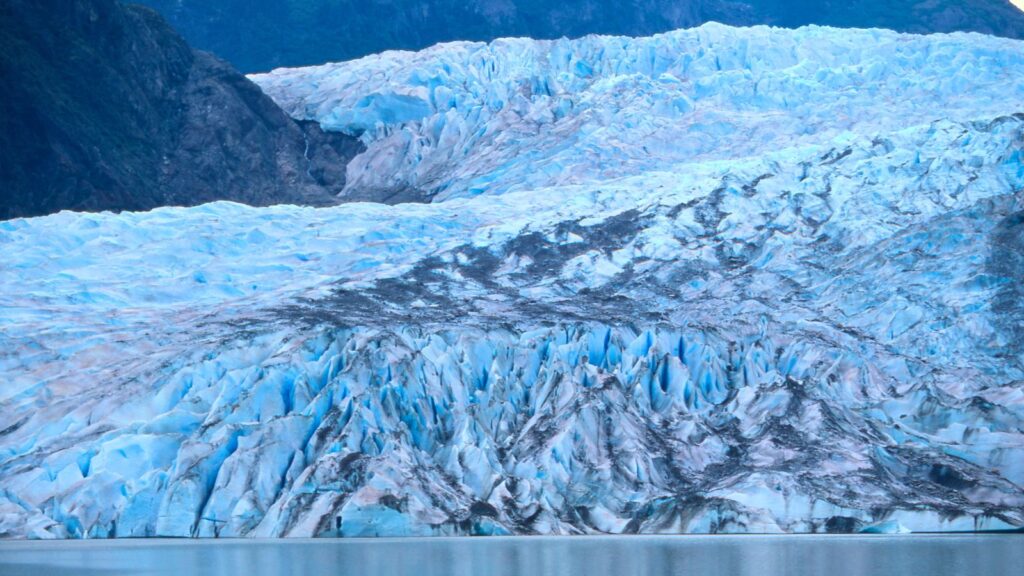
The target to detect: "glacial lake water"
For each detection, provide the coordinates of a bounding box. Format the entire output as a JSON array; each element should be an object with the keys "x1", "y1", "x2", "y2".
[{"x1": 0, "y1": 534, "x2": 1019, "y2": 576}]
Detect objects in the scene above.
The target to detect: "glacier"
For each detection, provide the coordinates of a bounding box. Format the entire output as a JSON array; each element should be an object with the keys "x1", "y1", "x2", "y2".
[
  {"x1": 252, "y1": 23, "x2": 1024, "y2": 202},
  {"x1": 2, "y1": 24, "x2": 1024, "y2": 539}
]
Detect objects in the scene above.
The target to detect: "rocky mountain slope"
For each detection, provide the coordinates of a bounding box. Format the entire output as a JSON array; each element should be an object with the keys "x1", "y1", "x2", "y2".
[
  {"x1": 0, "y1": 0, "x2": 363, "y2": 220},
  {"x1": 1, "y1": 25, "x2": 1022, "y2": 538},
  {"x1": 136, "y1": 0, "x2": 1024, "y2": 72}
]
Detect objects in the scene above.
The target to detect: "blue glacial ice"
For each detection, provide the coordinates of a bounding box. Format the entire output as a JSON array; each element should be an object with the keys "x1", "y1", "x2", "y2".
[{"x1": 1, "y1": 24, "x2": 1024, "y2": 539}]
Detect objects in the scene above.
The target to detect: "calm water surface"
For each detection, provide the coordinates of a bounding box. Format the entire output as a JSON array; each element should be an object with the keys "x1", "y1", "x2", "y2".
[{"x1": 0, "y1": 535, "x2": 1019, "y2": 576}]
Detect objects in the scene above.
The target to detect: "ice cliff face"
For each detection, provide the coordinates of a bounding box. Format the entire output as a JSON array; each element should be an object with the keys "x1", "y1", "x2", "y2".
[{"x1": 2, "y1": 25, "x2": 1024, "y2": 538}]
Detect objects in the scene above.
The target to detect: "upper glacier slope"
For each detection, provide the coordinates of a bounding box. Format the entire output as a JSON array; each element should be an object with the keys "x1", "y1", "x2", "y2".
[
  {"x1": 1, "y1": 25, "x2": 1024, "y2": 539},
  {"x1": 253, "y1": 23, "x2": 1024, "y2": 202}
]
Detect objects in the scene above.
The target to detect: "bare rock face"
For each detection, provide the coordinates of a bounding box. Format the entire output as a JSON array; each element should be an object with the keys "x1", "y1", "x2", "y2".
[{"x1": 0, "y1": 0, "x2": 364, "y2": 220}]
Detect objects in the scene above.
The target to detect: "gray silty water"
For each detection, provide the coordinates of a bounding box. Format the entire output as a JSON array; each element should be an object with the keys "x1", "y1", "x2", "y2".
[{"x1": 0, "y1": 535, "x2": 1020, "y2": 576}]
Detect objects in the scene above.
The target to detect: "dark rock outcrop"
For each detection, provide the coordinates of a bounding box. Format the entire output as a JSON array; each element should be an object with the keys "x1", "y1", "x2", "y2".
[
  {"x1": 0, "y1": 0, "x2": 364, "y2": 220},
  {"x1": 135, "y1": 0, "x2": 1024, "y2": 73}
]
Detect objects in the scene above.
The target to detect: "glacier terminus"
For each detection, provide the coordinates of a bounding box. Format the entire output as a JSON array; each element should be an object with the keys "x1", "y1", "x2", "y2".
[{"x1": 1, "y1": 23, "x2": 1023, "y2": 539}]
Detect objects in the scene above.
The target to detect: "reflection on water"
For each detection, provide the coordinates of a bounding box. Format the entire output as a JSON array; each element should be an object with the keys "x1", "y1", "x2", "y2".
[{"x1": 0, "y1": 535, "x2": 1019, "y2": 576}]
